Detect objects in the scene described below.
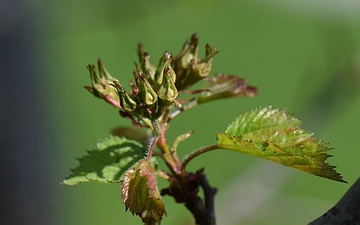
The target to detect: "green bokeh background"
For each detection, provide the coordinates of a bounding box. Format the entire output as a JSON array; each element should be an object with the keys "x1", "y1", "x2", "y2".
[{"x1": 20, "y1": 0, "x2": 360, "y2": 224}]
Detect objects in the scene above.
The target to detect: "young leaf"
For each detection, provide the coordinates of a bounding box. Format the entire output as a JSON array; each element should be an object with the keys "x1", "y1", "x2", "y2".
[
  {"x1": 122, "y1": 158, "x2": 166, "y2": 225},
  {"x1": 217, "y1": 106, "x2": 346, "y2": 183},
  {"x1": 62, "y1": 136, "x2": 149, "y2": 186},
  {"x1": 197, "y1": 74, "x2": 257, "y2": 104}
]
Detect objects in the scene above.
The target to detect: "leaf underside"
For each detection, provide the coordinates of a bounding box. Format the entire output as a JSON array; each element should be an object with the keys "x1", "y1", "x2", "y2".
[
  {"x1": 62, "y1": 136, "x2": 148, "y2": 186},
  {"x1": 217, "y1": 106, "x2": 346, "y2": 183},
  {"x1": 122, "y1": 159, "x2": 166, "y2": 225}
]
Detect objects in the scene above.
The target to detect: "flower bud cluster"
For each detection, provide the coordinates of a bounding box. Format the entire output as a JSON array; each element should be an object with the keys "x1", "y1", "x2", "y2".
[{"x1": 85, "y1": 34, "x2": 220, "y2": 126}]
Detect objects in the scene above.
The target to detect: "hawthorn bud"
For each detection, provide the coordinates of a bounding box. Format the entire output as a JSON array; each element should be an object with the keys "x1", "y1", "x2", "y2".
[
  {"x1": 137, "y1": 43, "x2": 157, "y2": 81},
  {"x1": 158, "y1": 66, "x2": 178, "y2": 106},
  {"x1": 154, "y1": 52, "x2": 176, "y2": 85},
  {"x1": 85, "y1": 59, "x2": 121, "y2": 108},
  {"x1": 113, "y1": 81, "x2": 137, "y2": 112},
  {"x1": 173, "y1": 34, "x2": 219, "y2": 91},
  {"x1": 97, "y1": 59, "x2": 117, "y2": 82},
  {"x1": 173, "y1": 34, "x2": 198, "y2": 82},
  {"x1": 134, "y1": 72, "x2": 158, "y2": 106}
]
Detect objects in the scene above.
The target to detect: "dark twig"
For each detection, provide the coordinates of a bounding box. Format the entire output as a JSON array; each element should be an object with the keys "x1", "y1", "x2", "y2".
[
  {"x1": 200, "y1": 175, "x2": 217, "y2": 224},
  {"x1": 185, "y1": 196, "x2": 215, "y2": 225},
  {"x1": 161, "y1": 171, "x2": 217, "y2": 225},
  {"x1": 308, "y1": 177, "x2": 360, "y2": 225},
  {"x1": 185, "y1": 172, "x2": 217, "y2": 225}
]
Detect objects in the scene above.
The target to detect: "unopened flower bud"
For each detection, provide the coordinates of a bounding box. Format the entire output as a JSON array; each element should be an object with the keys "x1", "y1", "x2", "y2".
[
  {"x1": 113, "y1": 81, "x2": 137, "y2": 112},
  {"x1": 173, "y1": 33, "x2": 198, "y2": 83},
  {"x1": 97, "y1": 59, "x2": 118, "y2": 82},
  {"x1": 154, "y1": 52, "x2": 175, "y2": 85},
  {"x1": 137, "y1": 43, "x2": 157, "y2": 81},
  {"x1": 158, "y1": 66, "x2": 179, "y2": 106},
  {"x1": 134, "y1": 72, "x2": 158, "y2": 106},
  {"x1": 85, "y1": 60, "x2": 121, "y2": 108},
  {"x1": 173, "y1": 34, "x2": 219, "y2": 90}
]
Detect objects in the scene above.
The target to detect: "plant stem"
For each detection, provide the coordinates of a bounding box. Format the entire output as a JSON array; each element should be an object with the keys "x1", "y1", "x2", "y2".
[
  {"x1": 146, "y1": 136, "x2": 159, "y2": 160},
  {"x1": 181, "y1": 144, "x2": 219, "y2": 173},
  {"x1": 185, "y1": 175, "x2": 217, "y2": 225},
  {"x1": 156, "y1": 123, "x2": 181, "y2": 175},
  {"x1": 157, "y1": 169, "x2": 172, "y2": 181},
  {"x1": 200, "y1": 175, "x2": 217, "y2": 224},
  {"x1": 308, "y1": 177, "x2": 360, "y2": 224},
  {"x1": 168, "y1": 98, "x2": 198, "y2": 122}
]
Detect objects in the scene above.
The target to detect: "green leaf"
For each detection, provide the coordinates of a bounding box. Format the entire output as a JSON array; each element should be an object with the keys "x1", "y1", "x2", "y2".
[
  {"x1": 122, "y1": 158, "x2": 166, "y2": 225},
  {"x1": 217, "y1": 106, "x2": 346, "y2": 183},
  {"x1": 62, "y1": 136, "x2": 150, "y2": 186}
]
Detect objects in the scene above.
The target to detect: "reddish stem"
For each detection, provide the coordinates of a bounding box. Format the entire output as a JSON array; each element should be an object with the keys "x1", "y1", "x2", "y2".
[
  {"x1": 157, "y1": 124, "x2": 182, "y2": 176},
  {"x1": 181, "y1": 144, "x2": 219, "y2": 173},
  {"x1": 146, "y1": 136, "x2": 159, "y2": 160}
]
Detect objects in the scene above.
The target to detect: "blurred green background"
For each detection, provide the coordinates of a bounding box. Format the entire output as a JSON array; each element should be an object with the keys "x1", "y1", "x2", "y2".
[{"x1": 2, "y1": 0, "x2": 360, "y2": 224}]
